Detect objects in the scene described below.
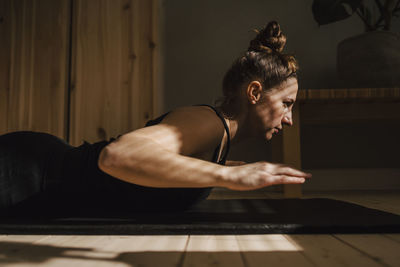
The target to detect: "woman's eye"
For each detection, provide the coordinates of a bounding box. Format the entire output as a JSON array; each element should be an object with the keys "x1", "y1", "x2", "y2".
[{"x1": 283, "y1": 101, "x2": 293, "y2": 108}]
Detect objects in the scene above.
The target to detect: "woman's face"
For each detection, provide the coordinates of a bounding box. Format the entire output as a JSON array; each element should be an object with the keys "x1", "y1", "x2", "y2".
[{"x1": 248, "y1": 77, "x2": 298, "y2": 140}]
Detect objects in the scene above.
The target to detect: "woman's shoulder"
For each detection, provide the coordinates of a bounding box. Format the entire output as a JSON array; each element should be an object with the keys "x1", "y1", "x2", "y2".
[
  {"x1": 163, "y1": 105, "x2": 223, "y2": 122},
  {"x1": 124, "y1": 105, "x2": 226, "y2": 157},
  {"x1": 160, "y1": 105, "x2": 225, "y2": 133},
  {"x1": 170, "y1": 104, "x2": 216, "y2": 113}
]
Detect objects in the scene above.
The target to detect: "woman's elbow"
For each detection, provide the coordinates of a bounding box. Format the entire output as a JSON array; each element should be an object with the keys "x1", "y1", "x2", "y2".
[{"x1": 98, "y1": 145, "x2": 119, "y2": 173}]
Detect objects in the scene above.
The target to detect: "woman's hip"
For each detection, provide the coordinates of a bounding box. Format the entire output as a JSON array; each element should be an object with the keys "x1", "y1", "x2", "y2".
[{"x1": 0, "y1": 131, "x2": 71, "y2": 211}]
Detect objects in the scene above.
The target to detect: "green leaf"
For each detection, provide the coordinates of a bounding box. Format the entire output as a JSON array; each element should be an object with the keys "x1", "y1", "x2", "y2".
[{"x1": 312, "y1": 0, "x2": 364, "y2": 25}]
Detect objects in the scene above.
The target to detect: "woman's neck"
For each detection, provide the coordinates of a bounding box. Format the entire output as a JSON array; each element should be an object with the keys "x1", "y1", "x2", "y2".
[
  {"x1": 216, "y1": 104, "x2": 250, "y2": 145},
  {"x1": 226, "y1": 112, "x2": 250, "y2": 145}
]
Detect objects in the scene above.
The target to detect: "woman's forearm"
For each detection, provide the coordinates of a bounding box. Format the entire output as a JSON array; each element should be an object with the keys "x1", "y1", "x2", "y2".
[{"x1": 98, "y1": 136, "x2": 227, "y2": 188}]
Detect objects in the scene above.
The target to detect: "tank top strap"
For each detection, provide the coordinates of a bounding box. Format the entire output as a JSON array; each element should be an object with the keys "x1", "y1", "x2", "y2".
[
  {"x1": 145, "y1": 112, "x2": 171, "y2": 127},
  {"x1": 193, "y1": 104, "x2": 231, "y2": 165},
  {"x1": 108, "y1": 104, "x2": 231, "y2": 165}
]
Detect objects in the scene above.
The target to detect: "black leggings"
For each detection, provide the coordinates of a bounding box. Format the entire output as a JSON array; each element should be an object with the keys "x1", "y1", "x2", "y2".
[
  {"x1": 0, "y1": 131, "x2": 212, "y2": 217},
  {"x1": 0, "y1": 132, "x2": 68, "y2": 211}
]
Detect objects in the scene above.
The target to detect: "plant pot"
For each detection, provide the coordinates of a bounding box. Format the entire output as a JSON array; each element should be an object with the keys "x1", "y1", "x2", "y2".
[{"x1": 337, "y1": 31, "x2": 400, "y2": 88}]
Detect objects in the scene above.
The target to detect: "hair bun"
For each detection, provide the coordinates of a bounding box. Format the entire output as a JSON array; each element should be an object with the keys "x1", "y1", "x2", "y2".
[{"x1": 248, "y1": 21, "x2": 287, "y2": 53}]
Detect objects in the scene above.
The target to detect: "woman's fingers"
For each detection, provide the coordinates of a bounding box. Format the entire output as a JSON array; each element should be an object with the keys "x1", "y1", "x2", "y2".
[
  {"x1": 271, "y1": 175, "x2": 306, "y2": 185},
  {"x1": 225, "y1": 161, "x2": 312, "y2": 191},
  {"x1": 272, "y1": 165, "x2": 312, "y2": 178}
]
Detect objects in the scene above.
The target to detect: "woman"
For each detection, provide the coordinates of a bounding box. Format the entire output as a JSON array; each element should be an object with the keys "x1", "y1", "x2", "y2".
[{"x1": 0, "y1": 21, "x2": 311, "y2": 217}]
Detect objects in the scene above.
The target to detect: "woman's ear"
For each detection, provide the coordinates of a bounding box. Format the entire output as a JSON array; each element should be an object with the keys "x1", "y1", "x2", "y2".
[{"x1": 246, "y1": 81, "x2": 263, "y2": 104}]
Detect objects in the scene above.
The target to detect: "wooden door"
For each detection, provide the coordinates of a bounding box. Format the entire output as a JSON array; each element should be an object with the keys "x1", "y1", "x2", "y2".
[
  {"x1": 0, "y1": 0, "x2": 70, "y2": 138},
  {"x1": 0, "y1": 0, "x2": 157, "y2": 145},
  {"x1": 69, "y1": 0, "x2": 156, "y2": 146}
]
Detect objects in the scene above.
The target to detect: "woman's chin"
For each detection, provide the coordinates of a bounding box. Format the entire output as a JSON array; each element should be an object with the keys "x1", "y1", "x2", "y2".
[
  {"x1": 250, "y1": 128, "x2": 273, "y2": 141},
  {"x1": 265, "y1": 131, "x2": 274, "y2": 141}
]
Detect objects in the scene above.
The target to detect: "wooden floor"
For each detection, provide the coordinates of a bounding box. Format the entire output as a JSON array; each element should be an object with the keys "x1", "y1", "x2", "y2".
[{"x1": 0, "y1": 190, "x2": 399, "y2": 267}]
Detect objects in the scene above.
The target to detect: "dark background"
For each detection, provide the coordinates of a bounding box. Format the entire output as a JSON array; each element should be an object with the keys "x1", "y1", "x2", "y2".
[{"x1": 160, "y1": 0, "x2": 400, "y2": 190}]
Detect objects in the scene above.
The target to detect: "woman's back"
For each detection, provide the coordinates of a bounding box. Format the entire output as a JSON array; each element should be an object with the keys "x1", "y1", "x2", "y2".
[{"x1": 0, "y1": 104, "x2": 230, "y2": 217}]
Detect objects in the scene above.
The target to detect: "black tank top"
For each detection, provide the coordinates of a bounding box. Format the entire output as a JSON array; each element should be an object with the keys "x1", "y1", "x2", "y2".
[
  {"x1": 89, "y1": 104, "x2": 231, "y2": 166},
  {"x1": 142, "y1": 104, "x2": 231, "y2": 165},
  {"x1": 46, "y1": 104, "x2": 231, "y2": 213}
]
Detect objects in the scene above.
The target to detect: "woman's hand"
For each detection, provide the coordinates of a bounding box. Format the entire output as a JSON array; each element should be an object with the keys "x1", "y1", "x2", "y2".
[{"x1": 220, "y1": 161, "x2": 312, "y2": 191}]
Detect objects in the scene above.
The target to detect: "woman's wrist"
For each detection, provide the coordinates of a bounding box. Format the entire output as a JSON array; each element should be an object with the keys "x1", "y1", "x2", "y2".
[{"x1": 215, "y1": 166, "x2": 232, "y2": 188}]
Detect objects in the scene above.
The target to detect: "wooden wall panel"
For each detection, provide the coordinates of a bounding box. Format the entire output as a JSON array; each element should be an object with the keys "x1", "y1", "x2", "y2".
[
  {"x1": 0, "y1": 0, "x2": 70, "y2": 138},
  {"x1": 70, "y1": 0, "x2": 155, "y2": 146},
  {"x1": 151, "y1": 0, "x2": 162, "y2": 116},
  {"x1": 0, "y1": 0, "x2": 11, "y2": 134}
]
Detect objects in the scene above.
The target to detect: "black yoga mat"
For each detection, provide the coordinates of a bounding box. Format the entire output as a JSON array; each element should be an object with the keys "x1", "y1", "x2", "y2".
[{"x1": 1, "y1": 198, "x2": 400, "y2": 235}]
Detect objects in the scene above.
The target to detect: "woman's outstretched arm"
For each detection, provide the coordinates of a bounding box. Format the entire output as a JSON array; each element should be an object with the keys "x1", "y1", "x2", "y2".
[
  {"x1": 98, "y1": 106, "x2": 311, "y2": 190},
  {"x1": 98, "y1": 106, "x2": 229, "y2": 188},
  {"x1": 98, "y1": 133, "x2": 227, "y2": 188}
]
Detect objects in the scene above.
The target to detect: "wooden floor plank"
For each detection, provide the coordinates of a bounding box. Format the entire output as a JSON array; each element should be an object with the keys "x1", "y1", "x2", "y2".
[
  {"x1": 183, "y1": 235, "x2": 245, "y2": 267},
  {"x1": 1, "y1": 191, "x2": 399, "y2": 266},
  {"x1": 44, "y1": 235, "x2": 188, "y2": 267},
  {"x1": 0, "y1": 235, "x2": 53, "y2": 266},
  {"x1": 33, "y1": 235, "x2": 126, "y2": 267},
  {"x1": 0, "y1": 235, "x2": 188, "y2": 267},
  {"x1": 0, "y1": 236, "x2": 114, "y2": 267},
  {"x1": 384, "y1": 234, "x2": 400, "y2": 244},
  {"x1": 286, "y1": 235, "x2": 383, "y2": 267},
  {"x1": 335, "y1": 234, "x2": 400, "y2": 267},
  {"x1": 235, "y1": 234, "x2": 314, "y2": 267},
  {"x1": 0, "y1": 235, "x2": 50, "y2": 243}
]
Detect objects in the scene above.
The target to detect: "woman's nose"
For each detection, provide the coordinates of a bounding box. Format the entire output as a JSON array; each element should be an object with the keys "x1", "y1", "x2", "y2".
[{"x1": 282, "y1": 112, "x2": 293, "y2": 126}]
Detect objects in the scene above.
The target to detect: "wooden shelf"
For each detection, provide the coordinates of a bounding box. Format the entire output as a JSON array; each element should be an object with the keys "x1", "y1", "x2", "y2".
[
  {"x1": 276, "y1": 88, "x2": 400, "y2": 198},
  {"x1": 298, "y1": 88, "x2": 400, "y2": 102}
]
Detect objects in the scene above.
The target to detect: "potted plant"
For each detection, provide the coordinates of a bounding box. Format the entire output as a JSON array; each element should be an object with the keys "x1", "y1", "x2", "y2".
[{"x1": 312, "y1": 0, "x2": 400, "y2": 88}]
